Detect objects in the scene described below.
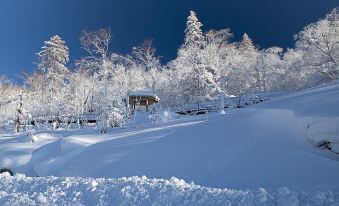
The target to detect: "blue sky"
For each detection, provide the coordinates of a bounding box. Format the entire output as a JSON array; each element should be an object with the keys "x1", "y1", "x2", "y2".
[{"x1": 0, "y1": 0, "x2": 338, "y2": 83}]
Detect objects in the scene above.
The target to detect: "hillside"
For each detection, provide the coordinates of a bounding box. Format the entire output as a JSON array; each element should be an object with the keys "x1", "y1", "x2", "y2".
[{"x1": 1, "y1": 81, "x2": 339, "y2": 204}]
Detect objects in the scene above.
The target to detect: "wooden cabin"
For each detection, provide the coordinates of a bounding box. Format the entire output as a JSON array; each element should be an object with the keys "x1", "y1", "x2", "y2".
[{"x1": 126, "y1": 91, "x2": 160, "y2": 112}]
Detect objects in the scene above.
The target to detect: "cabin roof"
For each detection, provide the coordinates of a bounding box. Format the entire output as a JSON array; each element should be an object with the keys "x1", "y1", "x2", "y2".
[{"x1": 128, "y1": 90, "x2": 160, "y2": 102}]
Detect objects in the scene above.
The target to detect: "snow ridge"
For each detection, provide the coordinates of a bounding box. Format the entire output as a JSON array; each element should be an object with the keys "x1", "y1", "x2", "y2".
[{"x1": 0, "y1": 174, "x2": 338, "y2": 206}]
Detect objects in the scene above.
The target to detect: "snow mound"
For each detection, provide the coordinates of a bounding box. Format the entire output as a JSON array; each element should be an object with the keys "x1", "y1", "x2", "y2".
[
  {"x1": 31, "y1": 132, "x2": 61, "y2": 143},
  {"x1": 306, "y1": 121, "x2": 339, "y2": 153},
  {"x1": 0, "y1": 175, "x2": 338, "y2": 206}
]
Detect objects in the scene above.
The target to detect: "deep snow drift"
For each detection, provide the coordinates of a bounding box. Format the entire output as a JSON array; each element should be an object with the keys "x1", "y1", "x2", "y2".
[{"x1": 1, "y1": 81, "x2": 339, "y2": 204}]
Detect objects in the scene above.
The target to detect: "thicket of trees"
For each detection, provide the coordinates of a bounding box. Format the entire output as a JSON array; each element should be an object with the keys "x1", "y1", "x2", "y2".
[{"x1": 0, "y1": 8, "x2": 338, "y2": 132}]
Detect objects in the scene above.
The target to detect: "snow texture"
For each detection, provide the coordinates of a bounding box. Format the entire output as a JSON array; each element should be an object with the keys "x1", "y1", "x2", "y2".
[{"x1": 1, "y1": 174, "x2": 338, "y2": 206}]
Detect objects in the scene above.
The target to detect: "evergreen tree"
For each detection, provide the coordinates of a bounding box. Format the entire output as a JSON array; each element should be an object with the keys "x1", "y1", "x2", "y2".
[
  {"x1": 174, "y1": 11, "x2": 219, "y2": 106},
  {"x1": 37, "y1": 35, "x2": 69, "y2": 83},
  {"x1": 239, "y1": 33, "x2": 255, "y2": 51},
  {"x1": 37, "y1": 35, "x2": 69, "y2": 125},
  {"x1": 184, "y1": 11, "x2": 204, "y2": 47}
]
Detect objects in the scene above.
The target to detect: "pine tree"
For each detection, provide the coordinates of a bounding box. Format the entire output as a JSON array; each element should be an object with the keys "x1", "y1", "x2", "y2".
[
  {"x1": 37, "y1": 35, "x2": 69, "y2": 85},
  {"x1": 240, "y1": 33, "x2": 255, "y2": 51},
  {"x1": 175, "y1": 11, "x2": 219, "y2": 106},
  {"x1": 184, "y1": 11, "x2": 204, "y2": 46},
  {"x1": 37, "y1": 35, "x2": 69, "y2": 125}
]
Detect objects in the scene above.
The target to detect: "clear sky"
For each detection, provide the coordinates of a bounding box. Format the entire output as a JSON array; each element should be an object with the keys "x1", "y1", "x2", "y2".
[{"x1": 0, "y1": 0, "x2": 338, "y2": 83}]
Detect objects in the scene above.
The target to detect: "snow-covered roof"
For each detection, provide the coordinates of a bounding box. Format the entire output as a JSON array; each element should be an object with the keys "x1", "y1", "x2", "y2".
[{"x1": 128, "y1": 90, "x2": 160, "y2": 101}]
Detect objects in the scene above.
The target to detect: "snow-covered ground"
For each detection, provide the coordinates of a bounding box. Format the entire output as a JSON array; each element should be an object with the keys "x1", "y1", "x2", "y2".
[
  {"x1": 1, "y1": 81, "x2": 339, "y2": 205},
  {"x1": 1, "y1": 174, "x2": 338, "y2": 206}
]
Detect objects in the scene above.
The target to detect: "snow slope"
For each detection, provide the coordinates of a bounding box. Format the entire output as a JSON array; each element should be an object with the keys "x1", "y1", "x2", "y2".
[{"x1": 0, "y1": 81, "x2": 339, "y2": 204}]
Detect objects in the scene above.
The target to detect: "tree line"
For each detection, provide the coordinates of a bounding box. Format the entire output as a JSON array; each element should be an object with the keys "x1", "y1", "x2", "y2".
[{"x1": 0, "y1": 8, "x2": 338, "y2": 132}]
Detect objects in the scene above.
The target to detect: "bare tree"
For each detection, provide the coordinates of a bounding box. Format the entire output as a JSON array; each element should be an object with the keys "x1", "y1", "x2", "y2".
[
  {"x1": 132, "y1": 40, "x2": 162, "y2": 93},
  {"x1": 206, "y1": 29, "x2": 233, "y2": 48},
  {"x1": 80, "y1": 27, "x2": 111, "y2": 60}
]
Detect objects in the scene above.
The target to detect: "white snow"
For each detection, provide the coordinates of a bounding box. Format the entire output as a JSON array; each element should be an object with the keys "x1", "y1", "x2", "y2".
[
  {"x1": 1, "y1": 81, "x2": 339, "y2": 204},
  {"x1": 306, "y1": 121, "x2": 339, "y2": 153},
  {"x1": 0, "y1": 175, "x2": 338, "y2": 206},
  {"x1": 0, "y1": 172, "x2": 11, "y2": 177}
]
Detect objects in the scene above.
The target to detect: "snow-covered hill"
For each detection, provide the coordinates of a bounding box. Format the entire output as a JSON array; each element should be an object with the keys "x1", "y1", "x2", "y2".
[{"x1": 1, "y1": 81, "x2": 339, "y2": 205}]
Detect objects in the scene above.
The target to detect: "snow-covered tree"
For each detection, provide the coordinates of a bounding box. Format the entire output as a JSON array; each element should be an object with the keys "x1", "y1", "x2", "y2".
[
  {"x1": 78, "y1": 28, "x2": 120, "y2": 131},
  {"x1": 0, "y1": 77, "x2": 19, "y2": 132},
  {"x1": 229, "y1": 33, "x2": 258, "y2": 93},
  {"x1": 132, "y1": 40, "x2": 162, "y2": 93},
  {"x1": 14, "y1": 90, "x2": 23, "y2": 133},
  {"x1": 239, "y1": 33, "x2": 255, "y2": 51},
  {"x1": 37, "y1": 35, "x2": 69, "y2": 87},
  {"x1": 2, "y1": 7, "x2": 339, "y2": 133},
  {"x1": 170, "y1": 11, "x2": 220, "y2": 106},
  {"x1": 184, "y1": 11, "x2": 204, "y2": 47},
  {"x1": 36, "y1": 35, "x2": 69, "y2": 127},
  {"x1": 79, "y1": 27, "x2": 111, "y2": 77},
  {"x1": 0, "y1": 75, "x2": 12, "y2": 108},
  {"x1": 206, "y1": 29, "x2": 233, "y2": 47},
  {"x1": 204, "y1": 29, "x2": 233, "y2": 94},
  {"x1": 295, "y1": 8, "x2": 339, "y2": 80},
  {"x1": 281, "y1": 48, "x2": 316, "y2": 89},
  {"x1": 257, "y1": 47, "x2": 284, "y2": 91}
]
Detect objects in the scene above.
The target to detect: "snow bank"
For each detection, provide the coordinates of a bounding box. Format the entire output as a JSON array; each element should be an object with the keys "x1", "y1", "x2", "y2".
[{"x1": 0, "y1": 174, "x2": 338, "y2": 206}]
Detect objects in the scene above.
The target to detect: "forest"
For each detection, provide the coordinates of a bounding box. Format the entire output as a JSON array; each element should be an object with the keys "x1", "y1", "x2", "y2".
[{"x1": 0, "y1": 8, "x2": 338, "y2": 132}]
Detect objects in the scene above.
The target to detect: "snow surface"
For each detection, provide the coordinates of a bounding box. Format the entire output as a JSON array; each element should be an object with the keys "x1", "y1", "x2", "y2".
[
  {"x1": 1, "y1": 81, "x2": 339, "y2": 204},
  {"x1": 1, "y1": 174, "x2": 338, "y2": 206}
]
